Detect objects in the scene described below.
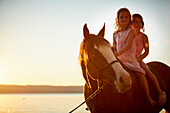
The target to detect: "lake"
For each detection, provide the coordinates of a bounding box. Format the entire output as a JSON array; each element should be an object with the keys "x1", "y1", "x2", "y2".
[{"x1": 0, "y1": 93, "x2": 165, "y2": 113}]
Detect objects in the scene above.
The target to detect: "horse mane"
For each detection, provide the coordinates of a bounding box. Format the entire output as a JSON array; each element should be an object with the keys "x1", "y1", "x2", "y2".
[{"x1": 79, "y1": 34, "x2": 96, "y2": 88}]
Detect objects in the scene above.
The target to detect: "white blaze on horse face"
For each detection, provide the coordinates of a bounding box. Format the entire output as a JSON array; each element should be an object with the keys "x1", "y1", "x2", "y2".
[
  {"x1": 94, "y1": 44, "x2": 98, "y2": 50},
  {"x1": 96, "y1": 43, "x2": 131, "y2": 92},
  {"x1": 96, "y1": 43, "x2": 127, "y2": 76}
]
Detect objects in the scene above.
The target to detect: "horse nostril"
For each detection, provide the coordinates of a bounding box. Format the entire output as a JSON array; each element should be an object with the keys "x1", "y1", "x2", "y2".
[
  {"x1": 119, "y1": 75, "x2": 131, "y2": 87},
  {"x1": 119, "y1": 75, "x2": 130, "y2": 84},
  {"x1": 119, "y1": 76, "x2": 125, "y2": 83}
]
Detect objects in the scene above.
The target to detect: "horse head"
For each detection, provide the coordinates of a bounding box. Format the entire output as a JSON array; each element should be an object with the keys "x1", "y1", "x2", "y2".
[{"x1": 79, "y1": 24, "x2": 132, "y2": 93}]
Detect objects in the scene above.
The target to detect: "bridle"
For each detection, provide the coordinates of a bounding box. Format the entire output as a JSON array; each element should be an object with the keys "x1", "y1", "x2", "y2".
[
  {"x1": 84, "y1": 37, "x2": 119, "y2": 89},
  {"x1": 69, "y1": 58, "x2": 119, "y2": 113},
  {"x1": 70, "y1": 32, "x2": 120, "y2": 113},
  {"x1": 87, "y1": 59, "x2": 119, "y2": 89}
]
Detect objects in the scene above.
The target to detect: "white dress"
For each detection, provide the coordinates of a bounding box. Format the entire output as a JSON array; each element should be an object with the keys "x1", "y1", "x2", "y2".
[{"x1": 114, "y1": 28, "x2": 145, "y2": 74}]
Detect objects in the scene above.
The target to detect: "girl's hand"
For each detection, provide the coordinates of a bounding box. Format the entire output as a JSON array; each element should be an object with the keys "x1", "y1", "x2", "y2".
[
  {"x1": 114, "y1": 52, "x2": 119, "y2": 57},
  {"x1": 137, "y1": 57, "x2": 142, "y2": 62}
]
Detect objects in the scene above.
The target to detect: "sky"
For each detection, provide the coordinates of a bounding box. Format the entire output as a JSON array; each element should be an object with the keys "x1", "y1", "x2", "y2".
[{"x1": 0, "y1": 0, "x2": 170, "y2": 86}]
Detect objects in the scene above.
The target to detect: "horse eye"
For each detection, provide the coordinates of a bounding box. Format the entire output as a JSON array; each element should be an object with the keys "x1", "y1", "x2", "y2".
[
  {"x1": 91, "y1": 50, "x2": 98, "y2": 58},
  {"x1": 92, "y1": 53, "x2": 96, "y2": 57}
]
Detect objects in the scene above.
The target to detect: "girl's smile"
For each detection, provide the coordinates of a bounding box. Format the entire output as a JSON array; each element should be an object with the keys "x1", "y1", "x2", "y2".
[{"x1": 118, "y1": 11, "x2": 130, "y2": 29}]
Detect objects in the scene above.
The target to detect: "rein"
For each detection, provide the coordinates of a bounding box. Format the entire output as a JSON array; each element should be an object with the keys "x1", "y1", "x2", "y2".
[{"x1": 69, "y1": 59, "x2": 119, "y2": 113}]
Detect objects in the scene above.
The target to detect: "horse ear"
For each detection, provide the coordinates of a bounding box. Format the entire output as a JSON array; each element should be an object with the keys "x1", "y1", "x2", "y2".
[
  {"x1": 83, "y1": 23, "x2": 89, "y2": 40},
  {"x1": 98, "y1": 23, "x2": 105, "y2": 38}
]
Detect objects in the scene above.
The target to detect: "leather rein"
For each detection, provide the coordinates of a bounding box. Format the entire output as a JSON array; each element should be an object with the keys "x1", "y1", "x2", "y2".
[{"x1": 69, "y1": 59, "x2": 119, "y2": 113}]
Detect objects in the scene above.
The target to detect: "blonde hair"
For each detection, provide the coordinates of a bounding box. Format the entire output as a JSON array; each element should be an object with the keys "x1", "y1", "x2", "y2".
[
  {"x1": 132, "y1": 14, "x2": 145, "y2": 32},
  {"x1": 115, "y1": 8, "x2": 132, "y2": 32}
]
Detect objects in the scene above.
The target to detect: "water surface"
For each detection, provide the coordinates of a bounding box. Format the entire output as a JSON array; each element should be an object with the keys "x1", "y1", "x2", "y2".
[{"x1": 0, "y1": 93, "x2": 165, "y2": 113}]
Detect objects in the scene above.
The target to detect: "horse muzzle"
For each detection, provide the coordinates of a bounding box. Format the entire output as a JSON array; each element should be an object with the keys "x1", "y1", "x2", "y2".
[{"x1": 114, "y1": 74, "x2": 132, "y2": 93}]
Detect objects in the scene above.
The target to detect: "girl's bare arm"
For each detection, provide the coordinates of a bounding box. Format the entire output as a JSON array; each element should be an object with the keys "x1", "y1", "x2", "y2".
[
  {"x1": 118, "y1": 29, "x2": 135, "y2": 56},
  {"x1": 138, "y1": 34, "x2": 149, "y2": 61}
]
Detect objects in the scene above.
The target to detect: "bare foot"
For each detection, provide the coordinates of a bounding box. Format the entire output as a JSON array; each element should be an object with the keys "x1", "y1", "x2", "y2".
[
  {"x1": 150, "y1": 99, "x2": 157, "y2": 106},
  {"x1": 157, "y1": 92, "x2": 167, "y2": 106}
]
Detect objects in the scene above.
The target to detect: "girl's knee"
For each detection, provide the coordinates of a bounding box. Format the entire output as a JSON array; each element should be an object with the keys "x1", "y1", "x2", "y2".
[
  {"x1": 140, "y1": 62, "x2": 148, "y2": 69},
  {"x1": 135, "y1": 72, "x2": 145, "y2": 78}
]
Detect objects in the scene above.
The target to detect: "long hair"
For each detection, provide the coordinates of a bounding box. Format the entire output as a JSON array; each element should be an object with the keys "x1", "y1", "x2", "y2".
[
  {"x1": 132, "y1": 14, "x2": 145, "y2": 32},
  {"x1": 115, "y1": 8, "x2": 132, "y2": 32}
]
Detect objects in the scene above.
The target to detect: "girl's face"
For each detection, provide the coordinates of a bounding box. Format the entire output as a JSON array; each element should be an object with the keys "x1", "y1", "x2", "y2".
[
  {"x1": 132, "y1": 17, "x2": 143, "y2": 32},
  {"x1": 118, "y1": 11, "x2": 130, "y2": 28}
]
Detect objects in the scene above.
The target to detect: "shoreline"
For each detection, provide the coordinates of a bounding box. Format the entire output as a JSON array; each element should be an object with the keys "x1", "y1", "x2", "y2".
[{"x1": 0, "y1": 85, "x2": 84, "y2": 93}]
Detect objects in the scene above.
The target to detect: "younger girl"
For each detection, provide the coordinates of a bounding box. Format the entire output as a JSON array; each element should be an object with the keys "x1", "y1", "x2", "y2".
[
  {"x1": 112, "y1": 8, "x2": 156, "y2": 106},
  {"x1": 132, "y1": 13, "x2": 166, "y2": 106}
]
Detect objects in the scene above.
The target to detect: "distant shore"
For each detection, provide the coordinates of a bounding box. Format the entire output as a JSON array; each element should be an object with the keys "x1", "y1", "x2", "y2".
[{"x1": 0, "y1": 85, "x2": 83, "y2": 93}]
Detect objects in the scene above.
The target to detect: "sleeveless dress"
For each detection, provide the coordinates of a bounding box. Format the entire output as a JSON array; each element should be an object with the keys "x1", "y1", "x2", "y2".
[
  {"x1": 114, "y1": 28, "x2": 146, "y2": 74},
  {"x1": 135, "y1": 32, "x2": 144, "y2": 59}
]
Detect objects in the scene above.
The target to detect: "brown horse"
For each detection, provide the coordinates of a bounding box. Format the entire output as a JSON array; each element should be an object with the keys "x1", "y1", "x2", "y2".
[{"x1": 79, "y1": 24, "x2": 170, "y2": 113}]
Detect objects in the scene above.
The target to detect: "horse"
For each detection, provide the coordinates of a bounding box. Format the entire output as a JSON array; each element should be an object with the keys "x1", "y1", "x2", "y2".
[{"x1": 79, "y1": 24, "x2": 170, "y2": 113}]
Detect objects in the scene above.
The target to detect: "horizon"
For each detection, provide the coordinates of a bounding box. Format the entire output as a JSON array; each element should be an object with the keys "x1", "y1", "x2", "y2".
[
  {"x1": 0, "y1": 84, "x2": 83, "y2": 86},
  {"x1": 0, "y1": 0, "x2": 170, "y2": 86}
]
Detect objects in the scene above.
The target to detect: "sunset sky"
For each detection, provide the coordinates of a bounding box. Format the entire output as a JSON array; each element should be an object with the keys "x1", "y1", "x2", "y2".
[{"x1": 0, "y1": 0, "x2": 170, "y2": 86}]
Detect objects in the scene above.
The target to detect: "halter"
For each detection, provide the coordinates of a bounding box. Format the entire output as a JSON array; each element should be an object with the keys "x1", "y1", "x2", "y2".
[
  {"x1": 87, "y1": 59, "x2": 119, "y2": 89},
  {"x1": 84, "y1": 37, "x2": 119, "y2": 89},
  {"x1": 69, "y1": 59, "x2": 119, "y2": 113},
  {"x1": 70, "y1": 35, "x2": 120, "y2": 113}
]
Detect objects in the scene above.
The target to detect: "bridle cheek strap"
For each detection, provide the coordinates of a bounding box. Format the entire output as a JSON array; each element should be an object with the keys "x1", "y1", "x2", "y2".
[{"x1": 87, "y1": 59, "x2": 119, "y2": 89}]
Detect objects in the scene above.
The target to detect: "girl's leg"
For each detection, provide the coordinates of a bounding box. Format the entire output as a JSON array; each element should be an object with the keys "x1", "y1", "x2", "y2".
[
  {"x1": 135, "y1": 72, "x2": 156, "y2": 106},
  {"x1": 140, "y1": 61, "x2": 162, "y2": 94},
  {"x1": 139, "y1": 61, "x2": 166, "y2": 106}
]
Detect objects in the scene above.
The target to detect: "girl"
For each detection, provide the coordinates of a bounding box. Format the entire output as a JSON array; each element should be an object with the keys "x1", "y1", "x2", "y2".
[
  {"x1": 132, "y1": 13, "x2": 166, "y2": 106},
  {"x1": 112, "y1": 8, "x2": 156, "y2": 106}
]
